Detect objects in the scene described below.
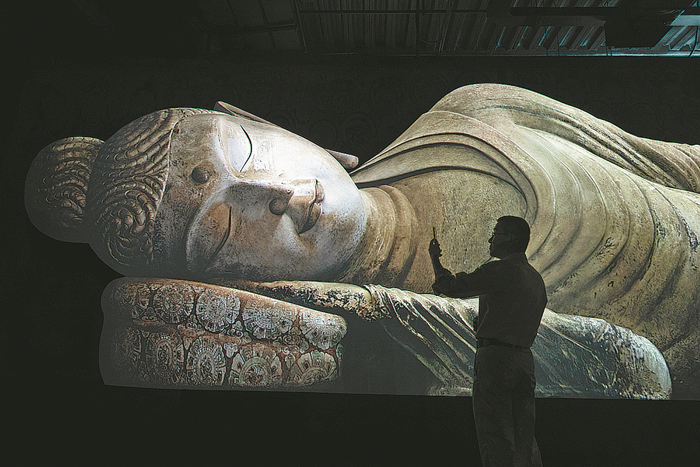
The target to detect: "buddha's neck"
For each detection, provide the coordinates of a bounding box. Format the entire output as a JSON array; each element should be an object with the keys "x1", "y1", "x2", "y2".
[{"x1": 338, "y1": 185, "x2": 419, "y2": 287}]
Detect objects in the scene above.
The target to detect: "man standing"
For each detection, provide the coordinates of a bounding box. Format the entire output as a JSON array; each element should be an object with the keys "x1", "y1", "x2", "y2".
[{"x1": 430, "y1": 216, "x2": 547, "y2": 467}]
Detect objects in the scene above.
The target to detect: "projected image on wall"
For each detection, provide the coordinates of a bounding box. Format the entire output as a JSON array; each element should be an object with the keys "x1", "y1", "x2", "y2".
[{"x1": 25, "y1": 84, "x2": 700, "y2": 400}]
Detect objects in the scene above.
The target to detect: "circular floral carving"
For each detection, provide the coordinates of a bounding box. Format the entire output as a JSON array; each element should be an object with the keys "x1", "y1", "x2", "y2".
[
  {"x1": 145, "y1": 331, "x2": 184, "y2": 384},
  {"x1": 152, "y1": 283, "x2": 195, "y2": 324},
  {"x1": 370, "y1": 76, "x2": 403, "y2": 110},
  {"x1": 308, "y1": 120, "x2": 338, "y2": 149},
  {"x1": 195, "y1": 288, "x2": 240, "y2": 333},
  {"x1": 341, "y1": 112, "x2": 376, "y2": 156},
  {"x1": 242, "y1": 303, "x2": 295, "y2": 341},
  {"x1": 110, "y1": 326, "x2": 141, "y2": 372},
  {"x1": 299, "y1": 310, "x2": 346, "y2": 350},
  {"x1": 186, "y1": 337, "x2": 226, "y2": 386},
  {"x1": 111, "y1": 281, "x2": 150, "y2": 319},
  {"x1": 290, "y1": 350, "x2": 338, "y2": 386},
  {"x1": 280, "y1": 326, "x2": 307, "y2": 350},
  {"x1": 229, "y1": 344, "x2": 283, "y2": 388}
]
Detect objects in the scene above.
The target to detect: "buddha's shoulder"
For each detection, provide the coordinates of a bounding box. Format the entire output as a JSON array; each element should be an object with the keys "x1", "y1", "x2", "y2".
[{"x1": 429, "y1": 83, "x2": 570, "y2": 120}]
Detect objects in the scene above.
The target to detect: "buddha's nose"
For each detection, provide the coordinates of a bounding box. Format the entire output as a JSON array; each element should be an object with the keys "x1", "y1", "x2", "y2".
[
  {"x1": 269, "y1": 179, "x2": 320, "y2": 216},
  {"x1": 268, "y1": 183, "x2": 294, "y2": 215},
  {"x1": 224, "y1": 178, "x2": 294, "y2": 215}
]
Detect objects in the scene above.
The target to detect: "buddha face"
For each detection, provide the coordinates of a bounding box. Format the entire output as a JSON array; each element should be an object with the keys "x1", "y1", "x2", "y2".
[{"x1": 154, "y1": 113, "x2": 366, "y2": 281}]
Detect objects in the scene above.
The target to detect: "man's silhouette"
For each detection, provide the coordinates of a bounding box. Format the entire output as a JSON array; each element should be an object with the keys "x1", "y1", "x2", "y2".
[{"x1": 430, "y1": 216, "x2": 547, "y2": 467}]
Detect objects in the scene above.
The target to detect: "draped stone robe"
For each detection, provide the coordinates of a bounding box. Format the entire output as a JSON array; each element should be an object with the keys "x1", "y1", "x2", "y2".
[
  {"x1": 367, "y1": 285, "x2": 670, "y2": 399},
  {"x1": 99, "y1": 84, "x2": 700, "y2": 398},
  {"x1": 350, "y1": 84, "x2": 700, "y2": 394}
]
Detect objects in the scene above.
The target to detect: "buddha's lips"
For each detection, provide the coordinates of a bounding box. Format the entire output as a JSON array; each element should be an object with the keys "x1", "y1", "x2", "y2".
[
  {"x1": 298, "y1": 180, "x2": 324, "y2": 234},
  {"x1": 207, "y1": 206, "x2": 233, "y2": 271}
]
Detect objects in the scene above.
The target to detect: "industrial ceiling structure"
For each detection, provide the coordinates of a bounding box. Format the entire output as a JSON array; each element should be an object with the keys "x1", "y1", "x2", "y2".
[{"x1": 65, "y1": 0, "x2": 700, "y2": 58}]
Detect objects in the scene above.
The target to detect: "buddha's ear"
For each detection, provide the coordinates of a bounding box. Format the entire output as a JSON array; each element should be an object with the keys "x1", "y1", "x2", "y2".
[
  {"x1": 213, "y1": 101, "x2": 359, "y2": 170},
  {"x1": 324, "y1": 148, "x2": 359, "y2": 170},
  {"x1": 214, "y1": 101, "x2": 277, "y2": 126}
]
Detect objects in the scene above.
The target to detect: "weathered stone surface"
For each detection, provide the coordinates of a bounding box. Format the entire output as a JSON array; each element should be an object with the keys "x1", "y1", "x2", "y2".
[
  {"x1": 101, "y1": 278, "x2": 345, "y2": 389},
  {"x1": 26, "y1": 84, "x2": 700, "y2": 396},
  {"x1": 367, "y1": 286, "x2": 671, "y2": 399}
]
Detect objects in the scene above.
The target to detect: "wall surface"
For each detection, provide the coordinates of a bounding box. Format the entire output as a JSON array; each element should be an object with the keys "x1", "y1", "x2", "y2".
[{"x1": 5, "y1": 52, "x2": 700, "y2": 464}]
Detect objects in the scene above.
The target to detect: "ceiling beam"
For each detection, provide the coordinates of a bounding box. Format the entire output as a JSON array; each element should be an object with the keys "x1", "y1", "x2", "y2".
[{"x1": 487, "y1": 0, "x2": 695, "y2": 27}]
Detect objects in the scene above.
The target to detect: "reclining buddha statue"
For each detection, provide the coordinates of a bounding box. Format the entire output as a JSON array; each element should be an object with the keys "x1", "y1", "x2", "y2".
[{"x1": 26, "y1": 83, "x2": 700, "y2": 399}]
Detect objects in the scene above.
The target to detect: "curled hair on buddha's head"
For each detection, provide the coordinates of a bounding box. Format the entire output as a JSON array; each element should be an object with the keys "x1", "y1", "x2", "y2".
[
  {"x1": 496, "y1": 215, "x2": 531, "y2": 252},
  {"x1": 25, "y1": 108, "x2": 213, "y2": 275},
  {"x1": 25, "y1": 136, "x2": 104, "y2": 243}
]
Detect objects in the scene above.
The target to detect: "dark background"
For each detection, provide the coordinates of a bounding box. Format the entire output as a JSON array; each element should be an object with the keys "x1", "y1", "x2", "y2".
[{"x1": 4, "y1": 4, "x2": 700, "y2": 466}]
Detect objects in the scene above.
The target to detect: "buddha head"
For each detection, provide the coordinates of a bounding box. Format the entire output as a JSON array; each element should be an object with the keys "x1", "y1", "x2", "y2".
[{"x1": 25, "y1": 106, "x2": 367, "y2": 281}]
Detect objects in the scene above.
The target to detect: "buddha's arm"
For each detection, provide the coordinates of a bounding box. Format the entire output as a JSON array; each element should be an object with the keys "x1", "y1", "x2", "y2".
[{"x1": 209, "y1": 278, "x2": 385, "y2": 321}]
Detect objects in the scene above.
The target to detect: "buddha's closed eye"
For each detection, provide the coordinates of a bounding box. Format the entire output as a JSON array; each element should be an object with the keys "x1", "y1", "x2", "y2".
[{"x1": 225, "y1": 124, "x2": 253, "y2": 172}]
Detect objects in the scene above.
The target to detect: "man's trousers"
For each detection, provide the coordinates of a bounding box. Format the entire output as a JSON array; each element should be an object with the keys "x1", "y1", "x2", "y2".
[{"x1": 473, "y1": 345, "x2": 542, "y2": 467}]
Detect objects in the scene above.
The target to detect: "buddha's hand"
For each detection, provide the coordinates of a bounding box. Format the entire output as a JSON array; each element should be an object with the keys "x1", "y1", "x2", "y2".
[
  {"x1": 209, "y1": 278, "x2": 386, "y2": 321},
  {"x1": 100, "y1": 277, "x2": 347, "y2": 389}
]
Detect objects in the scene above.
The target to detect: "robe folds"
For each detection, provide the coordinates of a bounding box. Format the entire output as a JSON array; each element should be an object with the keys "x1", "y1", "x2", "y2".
[{"x1": 351, "y1": 84, "x2": 700, "y2": 395}]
